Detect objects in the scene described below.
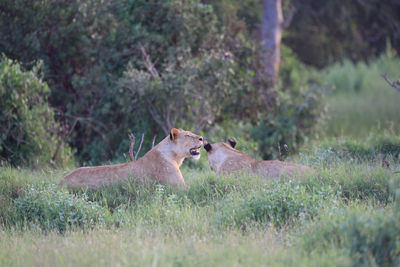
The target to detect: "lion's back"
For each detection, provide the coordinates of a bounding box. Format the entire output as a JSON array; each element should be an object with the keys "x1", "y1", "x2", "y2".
[
  {"x1": 60, "y1": 163, "x2": 132, "y2": 188},
  {"x1": 255, "y1": 160, "x2": 315, "y2": 179}
]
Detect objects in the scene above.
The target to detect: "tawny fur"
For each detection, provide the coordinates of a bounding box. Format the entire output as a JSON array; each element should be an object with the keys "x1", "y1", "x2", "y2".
[
  {"x1": 60, "y1": 129, "x2": 203, "y2": 188},
  {"x1": 206, "y1": 142, "x2": 315, "y2": 179}
]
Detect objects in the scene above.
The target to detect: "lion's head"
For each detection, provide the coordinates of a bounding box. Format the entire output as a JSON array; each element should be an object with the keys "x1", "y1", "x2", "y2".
[
  {"x1": 203, "y1": 138, "x2": 239, "y2": 171},
  {"x1": 169, "y1": 128, "x2": 204, "y2": 160}
]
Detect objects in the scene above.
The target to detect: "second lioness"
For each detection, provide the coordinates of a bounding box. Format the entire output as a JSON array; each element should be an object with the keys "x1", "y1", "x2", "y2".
[{"x1": 204, "y1": 138, "x2": 315, "y2": 178}]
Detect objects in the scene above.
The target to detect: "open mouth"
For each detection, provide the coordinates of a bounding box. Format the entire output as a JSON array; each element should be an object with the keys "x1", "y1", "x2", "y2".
[{"x1": 189, "y1": 147, "x2": 201, "y2": 156}]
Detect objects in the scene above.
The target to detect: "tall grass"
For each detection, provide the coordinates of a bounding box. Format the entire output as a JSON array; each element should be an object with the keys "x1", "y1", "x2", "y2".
[
  {"x1": 300, "y1": 204, "x2": 400, "y2": 266},
  {"x1": 0, "y1": 148, "x2": 399, "y2": 266},
  {"x1": 319, "y1": 49, "x2": 400, "y2": 138}
]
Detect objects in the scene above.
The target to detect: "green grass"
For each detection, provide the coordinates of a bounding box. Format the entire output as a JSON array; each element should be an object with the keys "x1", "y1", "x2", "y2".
[
  {"x1": 0, "y1": 149, "x2": 399, "y2": 266},
  {"x1": 320, "y1": 51, "x2": 400, "y2": 138},
  {"x1": 0, "y1": 227, "x2": 352, "y2": 267}
]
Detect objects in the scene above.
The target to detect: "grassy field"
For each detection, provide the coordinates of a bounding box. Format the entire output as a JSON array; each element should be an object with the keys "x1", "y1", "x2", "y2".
[
  {"x1": 1, "y1": 150, "x2": 399, "y2": 266},
  {"x1": 320, "y1": 50, "x2": 400, "y2": 138}
]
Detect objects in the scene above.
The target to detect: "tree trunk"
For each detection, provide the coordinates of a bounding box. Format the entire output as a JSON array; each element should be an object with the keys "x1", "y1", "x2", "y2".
[{"x1": 261, "y1": 0, "x2": 283, "y2": 86}]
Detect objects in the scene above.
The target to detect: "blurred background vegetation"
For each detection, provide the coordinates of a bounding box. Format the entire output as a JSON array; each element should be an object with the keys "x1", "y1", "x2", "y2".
[{"x1": 0, "y1": 0, "x2": 399, "y2": 167}]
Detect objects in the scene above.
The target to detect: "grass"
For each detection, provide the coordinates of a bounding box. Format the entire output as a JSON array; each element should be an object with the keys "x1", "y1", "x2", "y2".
[
  {"x1": 320, "y1": 50, "x2": 400, "y2": 138},
  {"x1": 0, "y1": 151, "x2": 399, "y2": 266},
  {"x1": 0, "y1": 227, "x2": 350, "y2": 267}
]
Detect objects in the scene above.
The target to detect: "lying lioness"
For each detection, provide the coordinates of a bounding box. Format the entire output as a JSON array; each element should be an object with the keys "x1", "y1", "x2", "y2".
[
  {"x1": 60, "y1": 128, "x2": 203, "y2": 188},
  {"x1": 204, "y1": 138, "x2": 315, "y2": 178}
]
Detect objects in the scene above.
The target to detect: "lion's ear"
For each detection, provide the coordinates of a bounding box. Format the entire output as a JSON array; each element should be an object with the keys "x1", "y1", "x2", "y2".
[
  {"x1": 204, "y1": 142, "x2": 212, "y2": 152},
  {"x1": 170, "y1": 128, "x2": 180, "y2": 142},
  {"x1": 227, "y1": 138, "x2": 237, "y2": 148}
]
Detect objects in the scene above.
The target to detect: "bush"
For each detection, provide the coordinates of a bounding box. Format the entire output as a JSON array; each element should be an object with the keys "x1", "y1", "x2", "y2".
[
  {"x1": 320, "y1": 47, "x2": 400, "y2": 94},
  {"x1": 0, "y1": 56, "x2": 73, "y2": 167},
  {"x1": 252, "y1": 46, "x2": 324, "y2": 160},
  {"x1": 302, "y1": 206, "x2": 400, "y2": 267},
  {"x1": 219, "y1": 180, "x2": 336, "y2": 229},
  {"x1": 298, "y1": 161, "x2": 395, "y2": 204},
  {"x1": 318, "y1": 134, "x2": 400, "y2": 163},
  {"x1": 119, "y1": 46, "x2": 241, "y2": 134},
  {"x1": 14, "y1": 183, "x2": 110, "y2": 232},
  {"x1": 0, "y1": 0, "x2": 261, "y2": 164},
  {"x1": 346, "y1": 211, "x2": 400, "y2": 266}
]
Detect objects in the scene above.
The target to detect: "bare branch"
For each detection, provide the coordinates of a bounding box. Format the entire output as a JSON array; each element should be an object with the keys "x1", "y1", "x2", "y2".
[
  {"x1": 139, "y1": 43, "x2": 159, "y2": 78},
  {"x1": 152, "y1": 135, "x2": 157, "y2": 149},
  {"x1": 171, "y1": 111, "x2": 178, "y2": 129},
  {"x1": 166, "y1": 107, "x2": 172, "y2": 130},
  {"x1": 135, "y1": 133, "x2": 144, "y2": 161},
  {"x1": 146, "y1": 99, "x2": 169, "y2": 134},
  {"x1": 59, "y1": 113, "x2": 107, "y2": 130},
  {"x1": 138, "y1": 44, "x2": 176, "y2": 134},
  {"x1": 381, "y1": 74, "x2": 400, "y2": 92},
  {"x1": 128, "y1": 133, "x2": 136, "y2": 161},
  {"x1": 51, "y1": 118, "x2": 79, "y2": 163}
]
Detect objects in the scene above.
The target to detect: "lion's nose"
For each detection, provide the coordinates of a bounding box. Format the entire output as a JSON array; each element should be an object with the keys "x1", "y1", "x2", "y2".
[{"x1": 199, "y1": 137, "x2": 203, "y2": 141}]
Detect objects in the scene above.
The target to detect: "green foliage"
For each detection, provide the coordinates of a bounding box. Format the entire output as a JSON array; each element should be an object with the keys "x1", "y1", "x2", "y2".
[
  {"x1": 81, "y1": 179, "x2": 162, "y2": 211},
  {"x1": 346, "y1": 211, "x2": 400, "y2": 266},
  {"x1": 14, "y1": 183, "x2": 110, "y2": 232},
  {"x1": 0, "y1": 166, "x2": 42, "y2": 226},
  {"x1": 306, "y1": 165, "x2": 394, "y2": 205},
  {"x1": 0, "y1": 56, "x2": 73, "y2": 166},
  {"x1": 0, "y1": 167, "x2": 65, "y2": 227},
  {"x1": 0, "y1": 149, "x2": 400, "y2": 265},
  {"x1": 319, "y1": 48, "x2": 400, "y2": 138},
  {"x1": 252, "y1": 46, "x2": 324, "y2": 160},
  {"x1": 183, "y1": 172, "x2": 263, "y2": 205},
  {"x1": 302, "y1": 206, "x2": 400, "y2": 267},
  {"x1": 0, "y1": 0, "x2": 265, "y2": 164},
  {"x1": 219, "y1": 180, "x2": 336, "y2": 229},
  {"x1": 306, "y1": 134, "x2": 400, "y2": 165},
  {"x1": 286, "y1": 0, "x2": 400, "y2": 67},
  {"x1": 321, "y1": 47, "x2": 400, "y2": 94},
  {"x1": 0, "y1": 0, "x2": 149, "y2": 163},
  {"x1": 119, "y1": 47, "x2": 242, "y2": 133},
  {"x1": 208, "y1": 0, "x2": 400, "y2": 68},
  {"x1": 1, "y1": 0, "x2": 398, "y2": 165}
]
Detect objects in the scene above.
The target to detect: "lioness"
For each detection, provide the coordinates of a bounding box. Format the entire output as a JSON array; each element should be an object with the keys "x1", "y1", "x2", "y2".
[
  {"x1": 204, "y1": 138, "x2": 315, "y2": 178},
  {"x1": 60, "y1": 128, "x2": 203, "y2": 188}
]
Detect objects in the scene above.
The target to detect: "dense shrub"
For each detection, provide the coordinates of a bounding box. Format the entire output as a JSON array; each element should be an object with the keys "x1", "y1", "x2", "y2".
[
  {"x1": 15, "y1": 183, "x2": 110, "y2": 232},
  {"x1": 252, "y1": 46, "x2": 324, "y2": 160},
  {"x1": 347, "y1": 212, "x2": 400, "y2": 266},
  {"x1": 0, "y1": 0, "x2": 325, "y2": 164},
  {"x1": 0, "y1": 0, "x2": 263, "y2": 164},
  {"x1": 119, "y1": 47, "x2": 248, "y2": 134},
  {"x1": 303, "y1": 207, "x2": 400, "y2": 267},
  {"x1": 0, "y1": 57, "x2": 73, "y2": 166}
]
